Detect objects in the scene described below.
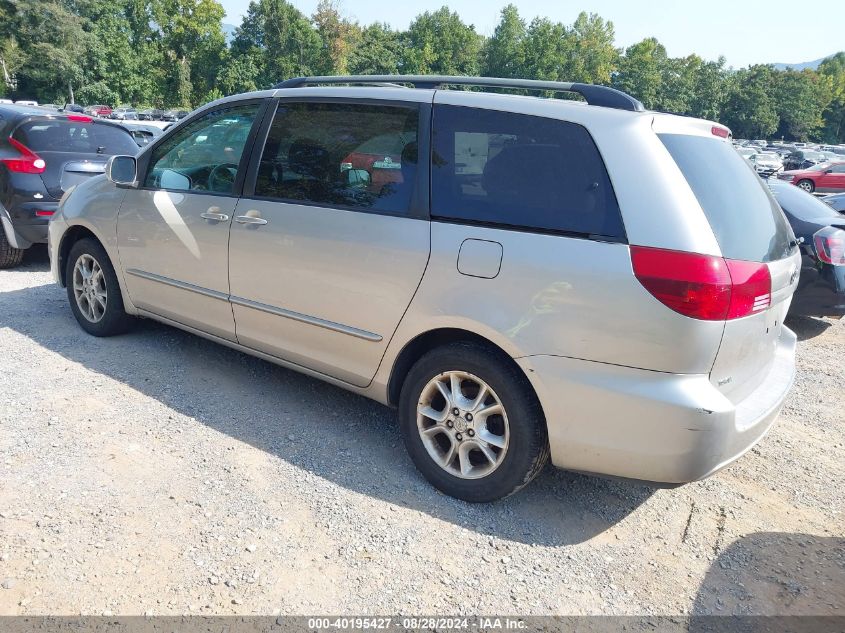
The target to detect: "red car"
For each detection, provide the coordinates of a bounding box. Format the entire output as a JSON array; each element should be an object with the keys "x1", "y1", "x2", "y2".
[
  {"x1": 83, "y1": 104, "x2": 113, "y2": 118},
  {"x1": 777, "y1": 161, "x2": 845, "y2": 194}
]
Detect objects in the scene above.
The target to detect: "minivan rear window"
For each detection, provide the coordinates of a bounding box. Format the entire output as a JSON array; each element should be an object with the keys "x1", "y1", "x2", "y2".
[
  {"x1": 660, "y1": 134, "x2": 794, "y2": 263},
  {"x1": 13, "y1": 121, "x2": 138, "y2": 155}
]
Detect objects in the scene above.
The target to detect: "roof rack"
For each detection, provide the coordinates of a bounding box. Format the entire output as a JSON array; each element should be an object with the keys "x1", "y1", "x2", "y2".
[{"x1": 274, "y1": 75, "x2": 645, "y2": 112}]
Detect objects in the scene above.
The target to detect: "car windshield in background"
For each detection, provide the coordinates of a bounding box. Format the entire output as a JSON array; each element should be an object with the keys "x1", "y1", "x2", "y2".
[
  {"x1": 660, "y1": 134, "x2": 794, "y2": 263},
  {"x1": 807, "y1": 162, "x2": 833, "y2": 171},
  {"x1": 13, "y1": 121, "x2": 138, "y2": 155},
  {"x1": 771, "y1": 182, "x2": 844, "y2": 221}
]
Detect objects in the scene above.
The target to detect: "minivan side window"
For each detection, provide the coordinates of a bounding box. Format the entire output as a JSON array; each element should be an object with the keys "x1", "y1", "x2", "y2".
[
  {"x1": 431, "y1": 105, "x2": 625, "y2": 241},
  {"x1": 144, "y1": 103, "x2": 259, "y2": 194},
  {"x1": 254, "y1": 101, "x2": 420, "y2": 215}
]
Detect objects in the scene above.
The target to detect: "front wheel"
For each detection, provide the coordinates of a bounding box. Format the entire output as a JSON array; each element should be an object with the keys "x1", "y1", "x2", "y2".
[
  {"x1": 66, "y1": 238, "x2": 133, "y2": 336},
  {"x1": 797, "y1": 179, "x2": 815, "y2": 194},
  {"x1": 398, "y1": 342, "x2": 549, "y2": 502}
]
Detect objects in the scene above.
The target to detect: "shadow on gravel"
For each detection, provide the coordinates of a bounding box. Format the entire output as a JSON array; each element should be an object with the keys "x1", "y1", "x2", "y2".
[
  {"x1": 786, "y1": 315, "x2": 835, "y2": 341},
  {"x1": 0, "y1": 248, "x2": 655, "y2": 546},
  {"x1": 692, "y1": 532, "x2": 844, "y2": 618}
]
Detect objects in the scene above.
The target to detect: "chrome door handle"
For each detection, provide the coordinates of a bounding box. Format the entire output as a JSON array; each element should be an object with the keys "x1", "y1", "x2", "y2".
[
  {"x1": 200, "y1": 212, "x2": 229, "y2": 222},
  {"x1": 235, "y1": 215, "x2": 268, "y2": 225}
]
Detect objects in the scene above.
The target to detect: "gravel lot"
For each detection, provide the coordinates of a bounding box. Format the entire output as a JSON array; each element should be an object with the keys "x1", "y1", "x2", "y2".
[{"x1": 1, "y1": 246, "x2": 843, "y2": 616}]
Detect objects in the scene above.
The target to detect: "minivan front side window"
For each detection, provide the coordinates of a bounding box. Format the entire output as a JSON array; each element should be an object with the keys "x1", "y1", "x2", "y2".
[{"x1": 144, "y1": 104, "x2": 259, "y2": 194}]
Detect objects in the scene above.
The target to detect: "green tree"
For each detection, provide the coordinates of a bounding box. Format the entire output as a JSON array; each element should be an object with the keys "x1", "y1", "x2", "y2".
[
  {"x1": 521, "y1": 17, "x2": 568, "y2": 82},
  {"x1": 403, "y1": 7, "x2": 482, "y2": 76},
  {"x1": 721, "y1": 66, "x2": 780, "y2": 139},
  {"x1": 771, "y1": 69, "x2": 832, "y2": 141},
  {"x1": 613, "y1": 37, "x2": 666, "y2": 108},
  {"x1": 818, "y1": 53, "x2": 845, "y2": 142},
  {"x1": 348, "y1": 23, "x2": 403, "y2": 75},
  {"x1": 312, "y1": 0, "x2": 360, "y2": 75},
  {"x1": 563, "y1": 12, "x2": 618, "y2": 85},
  {"x1": 483, "y1": 4, "x2": 526, "y2": 79}
]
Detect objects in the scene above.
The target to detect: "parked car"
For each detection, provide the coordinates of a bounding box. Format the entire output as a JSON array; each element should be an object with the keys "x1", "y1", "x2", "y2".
[
  {"x1": 14, "y1": 100, "x2": 38, "y2": 106},
  {"x1": 161, "y1": 109, "x2": 180, "y2": 121},
  {"x1": 783, "y1": 149, "x2": 826, "y2": 171},
  {"x1": 62, "y1": 103, "x2": 85, "y2": 114},
  {"x1": 119, "y1": 123, "x2": 162, "y2": 147},
  {"x1": 110, "y1": 107, "x2": 138, "y2": 121},
  {"x1": 769, "y1": 182, "x2": 845, "y2": 317},
  {"x1": 0, "y1": 98, "x2": 13, "y2": 104},
  {"x1": 48, "y1": 75, "x2": 800, "y2": 502},
  {"x1": 776, "y1": 161, "x2": 845, "y2": 194},
  {"x1": 40, "y1": 104, "x2": 60, "y2": 110},
  {"x1": 749, "y1": 152, "x2": 783, "y2": 177},
  {"x1": 83, "y1": 104, "x2": 113, "y2": 117},
  {"x1": 138, "y1": 108, "x2": 164, "y2": 121},
  {"x1": 736, "y1": 147, "x2": 757, "y2": 160},
  {"x1": 823, "y1": 192, "x2": 845, "y2": 212},
  {"x1": 0, "y1": 105, "x2": 138, "y2": 268}
]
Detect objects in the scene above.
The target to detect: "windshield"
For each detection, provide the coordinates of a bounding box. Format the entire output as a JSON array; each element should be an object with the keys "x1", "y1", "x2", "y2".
[{"x1": 808, "y1": 162, "x2": 832, "y2": 172}]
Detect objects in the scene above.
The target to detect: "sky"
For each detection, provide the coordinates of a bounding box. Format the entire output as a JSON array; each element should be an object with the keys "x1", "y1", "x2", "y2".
[{"x1": 216, "y1": 0, "x2": 844, "y2": 69}]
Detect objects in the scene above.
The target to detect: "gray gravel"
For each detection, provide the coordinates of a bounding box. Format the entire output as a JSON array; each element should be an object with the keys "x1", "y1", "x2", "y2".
[{"x1": 1, "y1": 246, "x2": 843, "y2": 616}]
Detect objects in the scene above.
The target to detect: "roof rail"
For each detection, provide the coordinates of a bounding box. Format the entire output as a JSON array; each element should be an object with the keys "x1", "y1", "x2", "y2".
[{"x1": 274, "y1": 75, "x2": 645, "y2": 112}]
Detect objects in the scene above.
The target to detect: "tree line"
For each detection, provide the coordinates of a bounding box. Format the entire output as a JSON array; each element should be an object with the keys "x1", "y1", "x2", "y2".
[{"x1": 1, "y1": 1, "x2": 843, "y2": 142}]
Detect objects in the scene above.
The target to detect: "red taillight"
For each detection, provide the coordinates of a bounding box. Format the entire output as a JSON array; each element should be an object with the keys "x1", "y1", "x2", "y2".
[
  {"x1": 34, "y1": 210, "x2": 54, "y2": 217},
  {"x1": 2, "y1": 137, "x2": 46, "y2": 174},
  {"x1": 724, "y1": 259, "x2": 771, "y2": 318},
  {"x1": 814, "y1": 227, "x2": 845, "y2": 265},
  {"x1": 67, "y1": 114, "x2": 92, "y2": 122},
  {"x1": 631, "y1": 246, "x2": 772, "y2": 321},
  {"x1": 711, "y1": 126, "x2": 730, "y2": 138}
]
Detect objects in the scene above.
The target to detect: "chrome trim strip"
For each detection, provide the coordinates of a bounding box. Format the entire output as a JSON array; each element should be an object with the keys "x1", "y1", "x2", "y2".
[
  {"x1": 229, "y1": 295, "x2": 383, "y2": 342},
  {"x1": 125, "y1": 268, "x2": 229, "y2": 302},
  {"x1": 126, "y1": 268, "x2": 382, "y2": 342}
]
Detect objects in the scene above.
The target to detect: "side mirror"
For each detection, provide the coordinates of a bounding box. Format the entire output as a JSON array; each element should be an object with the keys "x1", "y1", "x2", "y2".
[{"x1": 106, "y1": 155, "x2": 137, "y2": 185}]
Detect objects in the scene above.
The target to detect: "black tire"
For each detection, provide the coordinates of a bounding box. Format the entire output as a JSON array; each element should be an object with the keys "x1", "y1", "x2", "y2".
[
  {"x1": 65, "y1": 238, "x2": 133, "y2": 336},
  {"x1": 398, "y1": 341, "x2": 549, "y2": 503},
  {"x1": 797, "y1": 179, "x2": 815, "y2": 194},
  {"x1": 0, "y1": 228, "x2": 25, "y2": 269}
]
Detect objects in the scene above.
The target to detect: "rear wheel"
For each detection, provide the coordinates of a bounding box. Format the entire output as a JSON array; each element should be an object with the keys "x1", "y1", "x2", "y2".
[
  {"x1": 797, "y1": 179, "x2": 815, "y2": 194},
  {"x1": 0, "y1": 229, "x2": 25, "y2": 269},
  {"x1": 398, "y1": 342, "x2": 549, "y2": 502},
  {"x1": 65, "y1": 238, "x2": 132, "y2": 336}
]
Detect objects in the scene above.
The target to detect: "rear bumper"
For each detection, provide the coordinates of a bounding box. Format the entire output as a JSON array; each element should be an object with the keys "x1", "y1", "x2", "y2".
[{"x1": 518, "y1": 327, "x2": 797, "y2": 484}]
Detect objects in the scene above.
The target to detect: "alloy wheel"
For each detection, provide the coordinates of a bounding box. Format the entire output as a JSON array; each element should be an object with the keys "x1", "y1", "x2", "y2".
[
  {"x1": 72, "y1": 254, "x2": 107, "y2": 323},
  {"x1": 416, "y1": 371, "x2": 510, "y2": 479}
]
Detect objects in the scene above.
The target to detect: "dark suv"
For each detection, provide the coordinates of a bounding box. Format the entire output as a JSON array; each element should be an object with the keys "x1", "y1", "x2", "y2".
[{"x1": 0, "y1": 104, "x2": 138, "y2": 268}]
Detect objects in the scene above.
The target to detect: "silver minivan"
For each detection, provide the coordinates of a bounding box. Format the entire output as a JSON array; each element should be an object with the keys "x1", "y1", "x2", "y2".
[{"x1": 49, "y1": 76, "x2": 801, "y2": 502}]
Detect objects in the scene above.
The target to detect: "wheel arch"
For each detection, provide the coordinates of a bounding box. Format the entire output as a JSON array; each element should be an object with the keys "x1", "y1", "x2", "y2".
[
  {"x1": 57, "y1": 225, "x2": 102, "y2": 287},
  {"x1": 385, "y1": 327, "x2": 543, "y2": 414}
]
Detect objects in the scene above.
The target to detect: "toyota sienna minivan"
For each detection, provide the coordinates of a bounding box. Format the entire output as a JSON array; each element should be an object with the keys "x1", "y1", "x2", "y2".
[{"x1": 49, "y1": 75, "x2": 801, "y2": 502}]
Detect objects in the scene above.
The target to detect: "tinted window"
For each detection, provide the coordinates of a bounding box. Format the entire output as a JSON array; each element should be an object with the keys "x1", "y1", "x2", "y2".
[
  {"x1": 144, "y1": 103, "x2": 259, "y2": 194},
  {"x1": 14, "y1": 121, "x2": 137, "y2": 154},
  {"x1": 431, "y1": 105, "x2": 624, "y2": 240},
  {"x1": 659, "y1": 134, "x2": 794, "y2": 263},
  {"x1": 254, "y1": 101, "x2": 419, "y2": 215},
  {"x1": 770, "y1": 182, "x2": 843, "y2": 222}
]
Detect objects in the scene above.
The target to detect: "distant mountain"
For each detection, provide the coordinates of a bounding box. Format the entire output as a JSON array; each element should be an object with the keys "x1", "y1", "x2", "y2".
[
  {"x1": 773, "y1": 54, "x2": 837, "y2": 71},
  {"x1": 222, "y1": 23, "x2": 237, "y2": 45}
]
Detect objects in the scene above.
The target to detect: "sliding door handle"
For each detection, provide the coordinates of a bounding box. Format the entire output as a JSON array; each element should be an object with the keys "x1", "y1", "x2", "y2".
[
  {"x1": 235, "y1": 215, "x2": 268, "y2": 226},
  {"x1": 200, "y1": 211, "x2": 230, "y2": 222}
]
